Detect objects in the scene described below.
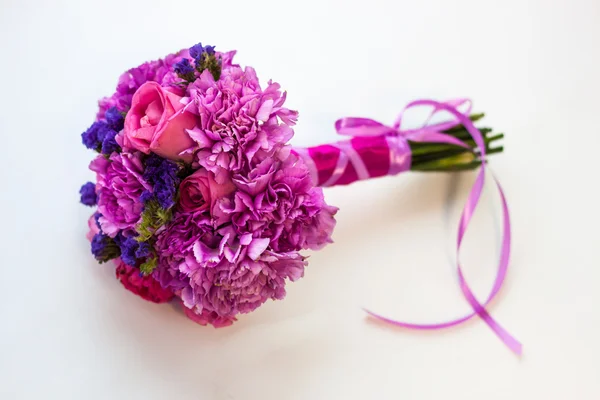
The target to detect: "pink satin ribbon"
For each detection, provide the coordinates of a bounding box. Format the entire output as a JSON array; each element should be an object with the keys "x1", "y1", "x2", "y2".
[{"x1": 295, "y1": 99, "x2": 521, "y2": 355}]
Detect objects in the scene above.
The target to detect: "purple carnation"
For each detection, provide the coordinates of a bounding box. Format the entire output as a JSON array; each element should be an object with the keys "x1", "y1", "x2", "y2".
[
  {"x1": 185, "y1": 60, "x2": 298, "y2": 182},
  {"x1": 96, "y1": 50, "x2": 189, "y2": 120},
  {"x1": 223, "y1": 150, "x2": 338, "y2": 252},
  {"x1": 90, "y1": 152, "x2": 152, "y2": 237},
  {"x1": 154, "y1": 212, "x2": 308, "y2": 326},
  {"x1": 79, "y1": 182, "x2": 97, "y2": 206},
  {"x1": 152, "y1": 212, "x2": 215, "y2": 291}
]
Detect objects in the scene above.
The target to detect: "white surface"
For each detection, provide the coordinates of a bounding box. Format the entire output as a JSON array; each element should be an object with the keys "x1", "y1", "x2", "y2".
[{"x1": 1, "y1": 0, "x2": 599, "y2": 398}]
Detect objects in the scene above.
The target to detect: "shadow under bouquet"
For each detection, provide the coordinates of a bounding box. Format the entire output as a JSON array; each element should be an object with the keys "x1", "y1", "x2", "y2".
[{"x1": 80, "y1": 43, "x2": 517, "y2": 353}]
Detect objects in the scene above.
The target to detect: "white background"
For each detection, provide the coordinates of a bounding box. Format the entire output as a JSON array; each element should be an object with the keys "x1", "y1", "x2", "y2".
[{"x1": 1, "y1": 0, "x2": 599, "y2": 398}]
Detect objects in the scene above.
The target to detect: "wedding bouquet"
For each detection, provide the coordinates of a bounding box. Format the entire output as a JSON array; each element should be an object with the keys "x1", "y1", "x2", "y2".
[{"x1": 80, "y1": 43, "x2": 519, "y2": 353}]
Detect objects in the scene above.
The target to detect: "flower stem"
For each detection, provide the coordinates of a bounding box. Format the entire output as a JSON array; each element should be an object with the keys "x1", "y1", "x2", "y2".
[{"x1": 409, "y1": 114, "x2": 504, "y2": 172}]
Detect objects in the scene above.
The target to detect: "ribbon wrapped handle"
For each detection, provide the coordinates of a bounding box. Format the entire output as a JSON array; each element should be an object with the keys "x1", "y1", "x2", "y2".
[{"x1": 296, "y1": 99, "x2": 521, "y2": 355}]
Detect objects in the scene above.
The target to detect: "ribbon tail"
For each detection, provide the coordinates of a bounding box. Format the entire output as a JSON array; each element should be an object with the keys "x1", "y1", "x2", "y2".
[
  {"x1": 365, "y1": 99, "x2": 520, "y2": 355},
  {"x1": 364, "y1": 169, "x2": 521, "y2": 355}
]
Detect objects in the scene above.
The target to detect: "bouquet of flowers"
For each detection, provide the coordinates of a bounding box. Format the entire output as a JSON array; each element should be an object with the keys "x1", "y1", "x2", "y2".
[{"x1": 80, "y1": 43, "x2": 518, "y2": 353}]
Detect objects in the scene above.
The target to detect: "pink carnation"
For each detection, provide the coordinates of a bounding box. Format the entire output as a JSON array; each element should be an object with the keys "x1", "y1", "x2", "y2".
[
  {"x1": 181, "y1": 301, "x2": 235, "y2": 328},
  {"x1": 184, "y1": 62, "x2": 298, "y2": 183},
  {"x1": 223, "y1": 150, "x2": 338, "y2": 252},
  {"x1": 90, "y1": 152, "x2": 151, "y2": 237}
]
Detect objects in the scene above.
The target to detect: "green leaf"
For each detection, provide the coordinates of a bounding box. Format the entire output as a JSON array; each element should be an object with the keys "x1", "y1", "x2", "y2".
[
  {"x1": 135, "y1": 200, "x2": 173, "y2": 242},
  {"x1": 139, "y1": 256, "x2": 158, "y2": 275}
]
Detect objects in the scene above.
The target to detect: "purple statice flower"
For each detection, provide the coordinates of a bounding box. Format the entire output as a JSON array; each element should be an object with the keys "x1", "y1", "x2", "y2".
[
  {"x1": 82, "y1": 120, "x2": 120, "y2": 154},
  {"x1": 96, "y1": 123, "x2": 121, "y2": 156},
  {"x1": 79, "y1": 182, "x2": 97, "y2": 206},
  {"x1": 91, "y1": 233, "x2": 120, "y2": 263},
  {"x1": 189, "y1": 43, "x2": 205, "y2": 62},
  {"x1": 89, "y1": 152, "x2": 152, "y2": 237},
  {"x1": 96, "y1": 50, "x2": 189, "y2": 120},
  {"x1": 188, "y1": 43, "x2": 219, "y2": 76},
  {"x1": 116, "y1": 234, "x2": 140, "y2": 266},
  {"x1": 114, "y1": 234, "x2": 152, "y2": 266},
  {"x1": 104, "y1": 107, "x2": 125, "y2": 131},
  {"x1": 223, "y1": 150, "x2": 338, "y2": 252},
  {"x1": 96, "y1": 123, "x2": 109, "y2": 143},
  {"x1": 101, "y1": 128, "x2": 120, "y2": 155},
  {"x1": 142, "y1": 154, "x2": 181, "y2": 210},
  {"x1": 189, "y1": 43, "x2": 215, "y2": 62},
  {"x1": 185, "y1": 60, "x2": 298, "y2": 183},
  {"x1": 81, "y1": 121, "x2": 104, "y2": 150},
  {"x1": 204, "y1": 45, "x2": 215, "y2": 56},
  {"x1": 135, "y1": 241, "x2": 152, "y2": 259},
  {"x1": 153, "y1": 211, "x2": 309, "y2": 326},
  {"x1": 173, "y1": 58, "x2": 195, "y2": 81},
  {"x1": 140, "y1": 190, "x2": 154, "y2": 204}
]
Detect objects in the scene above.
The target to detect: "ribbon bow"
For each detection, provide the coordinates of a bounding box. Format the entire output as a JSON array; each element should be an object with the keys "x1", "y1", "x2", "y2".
[
  {"x1": 336, "y1": 98, "x2": 472, "y2": 146},
  {"x1": 335, "y1": 99, "x2": 521, "y2": 355}
]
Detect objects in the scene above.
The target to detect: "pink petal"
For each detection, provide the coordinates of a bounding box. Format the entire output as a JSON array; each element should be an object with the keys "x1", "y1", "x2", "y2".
[
  {"x1": 247, "y1": 238, "x2": 270, "y2": 261},
  {"x1": 239, "y1": 233, "x2": 253, "y2": 246},
  {"x1": 193, "y1": 241, "x2": 220, "y2": 264},
  {"x1": 186, "y1": 127, "x2": 213, "y2": 148},
  {"x1": 256, "y1": 99, "x2": 274, "y2": 122}
]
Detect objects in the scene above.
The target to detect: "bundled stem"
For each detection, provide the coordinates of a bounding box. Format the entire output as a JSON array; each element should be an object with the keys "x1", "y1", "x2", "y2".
[{"x1": 409, "y1": 114, "x2": 504, "y2": 172}]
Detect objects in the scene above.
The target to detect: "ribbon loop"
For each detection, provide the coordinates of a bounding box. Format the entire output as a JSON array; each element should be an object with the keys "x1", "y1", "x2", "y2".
[{"x1": 335, "y1": 117, "x2": 397, "y2": 137}]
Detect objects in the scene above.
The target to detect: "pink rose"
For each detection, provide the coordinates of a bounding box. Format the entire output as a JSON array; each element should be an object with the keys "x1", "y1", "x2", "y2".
[
  {"x1": 178, "y1": 169, "x2": 235, "y2": 214},
  {"x1": 123, "y1": 82, "x2": 197, "y2": 161}
]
